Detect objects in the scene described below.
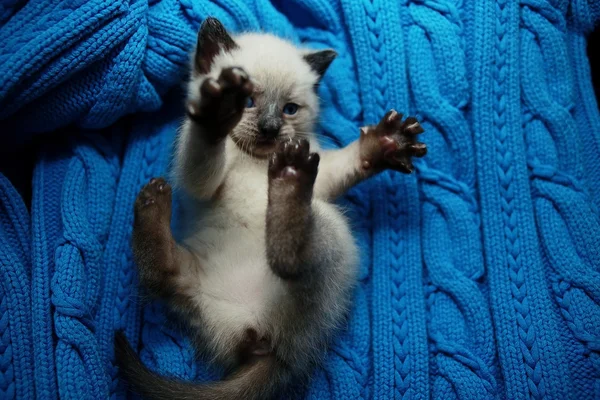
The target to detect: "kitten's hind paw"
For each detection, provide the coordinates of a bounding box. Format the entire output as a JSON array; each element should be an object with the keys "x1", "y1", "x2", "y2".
[
  {"x1": 186, "y1": 67, "x2": 254, "y2": 142},
  {"x1": 134, "y1": 177, "x2": 172, "y2": 225},
  {"x1": 268, "y1": 139, "x2": 320, "y2": 187},
  {"x1": 360, "y1": 110, "x2": 426, "y2": 173}
]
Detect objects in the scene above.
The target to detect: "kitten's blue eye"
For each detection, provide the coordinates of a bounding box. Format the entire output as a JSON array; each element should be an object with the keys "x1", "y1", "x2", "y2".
[
  {"x1": 283, "y1": 103, "x2": 299, "y2": 115},
  {"x1": 245, "y1": 97, "x2": 255, "y2": 108}
]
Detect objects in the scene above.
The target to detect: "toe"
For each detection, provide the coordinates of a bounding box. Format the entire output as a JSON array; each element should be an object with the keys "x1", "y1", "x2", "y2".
[
  {"x1": 230, "y1": 67, "x2": 248, "y2": 83},
  {"x1": 201, "y1": 78, "x2": 222, "y2": 98},
  {"x1": 399, "y1": 161, "x2": 414, "y2": 173},
  {"x1": 221, "y1": 67, "x2": 248, "y2": 87},
  {"x1": 241, "y1": 80, "x2": 254, "y2": 96},
  {"x1": 306, "y1": 153, "x2": 320, "y2": 176},
  {"x1": 387, "y1": 154, "x2": 414, "y2": 173},
  {"x1": 410, "y1": 142, "x2": 427, "y2": 157},
  {"x1": 402, "y1": 117, "x2": 424, "y2": 135},
  {"x1": 384, "y1": 109, "x2": 401, "y2": 127},
  {"x1": 157, "y1": 182, "x2": 167, "y2": 193},
  {"x1": 283, "y1": 141, "x2": 299, "y2": 165},
  {"x1": 298, "y1": 139, "x2": 310, "y2": 158}
]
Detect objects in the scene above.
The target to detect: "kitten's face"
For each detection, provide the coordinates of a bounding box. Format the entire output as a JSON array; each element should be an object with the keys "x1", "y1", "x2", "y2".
[{"x1": 189, "y1": 19, "x2": 336, "y2": 158}]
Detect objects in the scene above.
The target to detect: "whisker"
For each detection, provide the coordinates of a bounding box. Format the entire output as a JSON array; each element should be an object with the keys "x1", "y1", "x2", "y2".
[
  {"x1": 294, "y1": 130, "x2": 342, "y2": 148},
  {"x1": 242, "y1": 137, "x2": 251, "y2": 161}
]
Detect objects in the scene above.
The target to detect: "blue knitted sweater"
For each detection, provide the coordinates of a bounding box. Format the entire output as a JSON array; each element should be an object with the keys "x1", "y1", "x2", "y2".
[{"x1": 1, "y1": 0, "x2": 600, "y2": 399}]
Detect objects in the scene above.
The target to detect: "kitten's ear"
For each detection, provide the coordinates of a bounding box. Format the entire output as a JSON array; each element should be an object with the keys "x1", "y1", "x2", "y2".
[
  {"x1": 195, "y1": 17, "x2": 238, "y2": 74},
  {"x1": 304, "y1": 49, "x2": 337, "y2": 81}
]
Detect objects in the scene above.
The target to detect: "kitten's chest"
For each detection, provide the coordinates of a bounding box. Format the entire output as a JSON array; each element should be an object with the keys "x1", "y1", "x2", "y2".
[
  {"x1": 184, "y1": 161, "x2": 282, "y2": 342},
  {"x1": 218, "y1": 160, "x2": 269, "y2": 228}
]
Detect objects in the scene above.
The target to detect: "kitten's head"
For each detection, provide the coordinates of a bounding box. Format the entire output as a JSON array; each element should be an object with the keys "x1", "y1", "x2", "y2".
[{"x1": 189, "y1": 18, "x2": 336, "y2": 157}]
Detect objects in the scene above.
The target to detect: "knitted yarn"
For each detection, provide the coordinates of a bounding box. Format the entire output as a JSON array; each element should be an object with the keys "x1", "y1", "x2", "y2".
[{"x1": 0, "y1": 0, "x2": 599, "y2": 398}]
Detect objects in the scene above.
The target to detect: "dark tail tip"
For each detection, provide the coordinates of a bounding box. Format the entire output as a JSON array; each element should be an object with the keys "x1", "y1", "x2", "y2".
[
  {"x1": 114, "y1": 331, "x2": 166, "y2": 399},
  {"x1": 114, "y1": 330, "x2": 128, "y2": 349},
  {"x1": 114, "y1": 330, "x2": 134, "y2": 365},
  {"x1": 114, "y1": 330, "x2": 148, "y2": 385}
]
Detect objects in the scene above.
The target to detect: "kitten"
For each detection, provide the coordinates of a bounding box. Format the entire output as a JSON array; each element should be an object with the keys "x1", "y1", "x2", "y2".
[{"x1": 114, "y1": 17, "x2": 426, "y2": 400}]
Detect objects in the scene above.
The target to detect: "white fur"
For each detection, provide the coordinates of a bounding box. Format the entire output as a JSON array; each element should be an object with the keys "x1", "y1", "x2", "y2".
[{"x1": 180, "y1": 152, "x2": 276, "y2": 355}]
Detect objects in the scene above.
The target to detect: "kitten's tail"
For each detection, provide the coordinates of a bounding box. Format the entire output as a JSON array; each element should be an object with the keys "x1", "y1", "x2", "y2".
[{"x1": 114, "y1": 332, "x2": 285, "y2": 400}]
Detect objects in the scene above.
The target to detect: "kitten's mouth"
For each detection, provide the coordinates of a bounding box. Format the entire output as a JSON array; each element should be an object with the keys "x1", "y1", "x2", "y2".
[
  {"x1": 255, "y1": 137, "x2": 276, "y2": 146},
  {"x1": 253, "y1": 138, "x2": 278, "y2": 157},
  {"x1": 232, "y1": 135, "x2": 279, "y2": 158}
]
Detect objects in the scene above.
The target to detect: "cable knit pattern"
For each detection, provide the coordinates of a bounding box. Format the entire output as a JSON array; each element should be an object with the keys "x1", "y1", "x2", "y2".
[
  {"x1": 407, "y1": 1, "x2": 497, "y2": 398},
  {"x1": 1, "y1": 0, "x2": 599, "y2": 398},
  {"x1": 521, "y1": 1, "x2": 600, "y2": 398},
  {"x1": 0, "y1": 175, "x2": 33, "y2": 400}
]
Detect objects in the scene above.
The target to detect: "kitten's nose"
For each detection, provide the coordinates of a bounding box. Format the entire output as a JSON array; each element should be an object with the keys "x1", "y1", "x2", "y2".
[{"x1": 258, "y1": 118, "x2": 282, "y2": 140}]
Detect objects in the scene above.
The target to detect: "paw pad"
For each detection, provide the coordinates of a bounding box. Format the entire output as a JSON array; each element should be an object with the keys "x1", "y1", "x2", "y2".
[
  {"x1": 135, "y1": 177, "x2": 171, "y2": 211},
  {"x1": 361, "y1": 110, "x2": 427, "y2": 173},
  {"x1": 268, "y1": 139, "x2": 320, "y2": 182}
]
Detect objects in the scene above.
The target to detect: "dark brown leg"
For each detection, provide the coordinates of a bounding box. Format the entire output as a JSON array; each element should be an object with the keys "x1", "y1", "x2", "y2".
[
  {"x1": 266, "y1": 139, "x2": 320, "y2": 280},
  {"x1": 132, "y1": 178, "x2": 194, "y2": 298}
]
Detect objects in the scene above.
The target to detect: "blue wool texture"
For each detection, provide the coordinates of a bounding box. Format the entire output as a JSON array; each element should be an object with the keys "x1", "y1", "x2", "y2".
[{"x1": 1, "y1": 0, "x2": 600, "y2": 399}]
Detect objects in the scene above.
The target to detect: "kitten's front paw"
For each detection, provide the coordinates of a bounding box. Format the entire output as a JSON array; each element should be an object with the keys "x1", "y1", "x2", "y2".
[
  {"x1": 186, "y1": 67, "x2": 254, "y2": 142},
  {"x1": 134, "y1": 178, "x2": 172, "y2": 225},
  {"x1": 359, "y1": 110, "x2": 426, "y2": 173},
  {"x1": 268, "y1": 139, "x2": 320, "y2": 191}
]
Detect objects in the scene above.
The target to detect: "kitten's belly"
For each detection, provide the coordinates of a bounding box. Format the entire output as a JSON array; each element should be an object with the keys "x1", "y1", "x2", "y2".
[{"x1": 184, "y1": 225, "x2": 284, "y2": 350}]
